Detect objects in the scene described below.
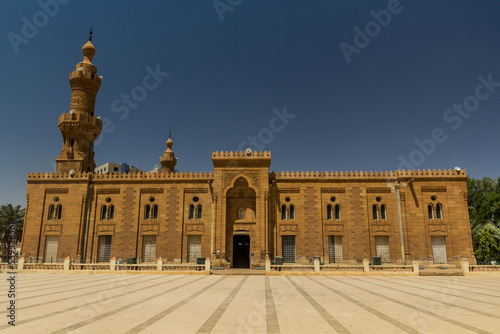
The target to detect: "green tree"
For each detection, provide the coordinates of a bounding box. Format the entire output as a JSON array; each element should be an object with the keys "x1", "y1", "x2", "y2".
[
  {"x1": 475, "y1": 226, "x2": 500, "y2": 263},
  {"x1": 467, "y1": 176, "x2": 500, "y2": 260},
  {"x1": 0, "y1": 204, "x2": 25, "y2": 258}
]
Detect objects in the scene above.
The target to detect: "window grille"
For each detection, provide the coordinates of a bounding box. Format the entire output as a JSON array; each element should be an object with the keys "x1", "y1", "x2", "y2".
[
  {"x1": 187, "y1": 235, "x2": 201, "y2": 262},
  {"x1": 143, "y1": 236, "x2": 156, "y2": 262},
  {"x1": 282, "y1": 235, "x2": 296, "y2": 263},
  {"x1": 328, "y1": 235, "x2": 343, "y2": 263},
  {"x1": 44, "y1": 236, "x2": 58, "y2": 262},
  {"x1": 98, "y1": 235, "x2": 112, "y2": 262},
  {"x1": 375, "y1": 236, "x2": 389, "y2": 263},
  {"x1": 432, "y1": 236, "x2": 447, "y2": 264}
]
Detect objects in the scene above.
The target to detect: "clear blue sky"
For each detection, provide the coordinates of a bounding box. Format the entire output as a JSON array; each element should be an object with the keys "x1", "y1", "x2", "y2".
[{"x1": 1, "y1": 0, "x2": 499, "y2": 207}]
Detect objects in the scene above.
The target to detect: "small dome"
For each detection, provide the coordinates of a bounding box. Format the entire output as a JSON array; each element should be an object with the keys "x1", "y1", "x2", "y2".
[{"x1": 82, "y1": 41, "x2": 96, "y2": 64}]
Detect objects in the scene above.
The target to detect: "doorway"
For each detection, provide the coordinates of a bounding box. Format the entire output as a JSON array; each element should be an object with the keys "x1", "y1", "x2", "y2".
[{"x1": 233, "y1": 235, "x2": 250, "y2": 268}]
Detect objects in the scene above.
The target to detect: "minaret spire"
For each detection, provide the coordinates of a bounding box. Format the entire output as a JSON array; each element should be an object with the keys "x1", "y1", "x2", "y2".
[
  {"x1": 55, "y1": 33, "x2": 102, "y2": 174},
  {"x1": 160, "y1": 132, "x2": 177, "y2": 173}
]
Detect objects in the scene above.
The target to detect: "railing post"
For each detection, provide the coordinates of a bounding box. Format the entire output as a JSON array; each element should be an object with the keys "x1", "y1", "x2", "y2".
[
  {"x1": 314, "y1": 259, "x2": 320, "y2": 273},
  {"x1": 64, "y1": 257, "x2": 70, "y2": 271},
  {"x1": 205, "y1": 257, "x2": 211, "y2": 274},
  {"x1": 412, "y1": 261, "x2": 419, "y2": 274},
  {"x1": 363, "y1": 258, "x2": 370, "y2": 273},
  {"x1": 110, "y1": 257, "x2": 116, "y2": 271},
  {"x1": 17, "y1": 257, "x2": 24, "y2": 270},
  {"x1": 461, "y1": 258, "x2": 469, "y2": 276},
  {"x1": 157, "y1": 257, "x2": 163, "y2": 271},
  {"x1": 266, "y1": 258, "x2": 271, "y2": 273}
]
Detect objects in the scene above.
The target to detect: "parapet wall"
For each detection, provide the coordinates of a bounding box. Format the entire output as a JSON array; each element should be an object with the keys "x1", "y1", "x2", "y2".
[{"x1": 272, "y1": 169, "x2": 466, "y2": 180}]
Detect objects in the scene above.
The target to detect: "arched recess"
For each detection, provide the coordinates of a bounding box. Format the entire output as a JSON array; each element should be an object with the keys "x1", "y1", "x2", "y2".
[{"x1": 225, "y1": 176, "x2": 256, "y2": 268}]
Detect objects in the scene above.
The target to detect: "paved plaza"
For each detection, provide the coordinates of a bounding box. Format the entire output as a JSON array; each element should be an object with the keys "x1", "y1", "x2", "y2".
[{"x1": 0, "y1": 272, "x2": 499, "y2": 333}]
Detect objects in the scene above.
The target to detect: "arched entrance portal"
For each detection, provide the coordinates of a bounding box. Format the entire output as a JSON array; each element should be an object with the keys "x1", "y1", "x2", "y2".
[{"x1": 226, "y1": 177, "x2": 256, "y2": 268}]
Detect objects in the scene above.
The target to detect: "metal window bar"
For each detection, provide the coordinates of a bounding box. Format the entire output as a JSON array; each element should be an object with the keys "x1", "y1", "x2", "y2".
[
  {"x1": 44, "y1": 236, "x2": 58, "y2": 262},
  {"x1": 187, "y1": 235, "x2": 201, "y2": 262},
  {"x1": 431, "y1": 236, "x2": 447, "y2": 264},
  {"x1": 98, "y1": 235, "x2": 112, "y2": 262},
  {"x1": 143, "y1": 235, "x2": 156, "y2": 262},
  {"x1": 282, "y1": 235, "x2": 296, "y2": 263},
  {"x1": 375, "y1": 236, "x2": 390, "y2": 263},
  {"x1": 329, "y1": 235, "x2": 343, "y2": 263}
]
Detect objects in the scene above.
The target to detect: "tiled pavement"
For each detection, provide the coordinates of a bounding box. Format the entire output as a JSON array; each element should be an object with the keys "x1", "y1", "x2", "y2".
[{"x1": 0, "y1": 273, "x2": 499, "y2": 333}]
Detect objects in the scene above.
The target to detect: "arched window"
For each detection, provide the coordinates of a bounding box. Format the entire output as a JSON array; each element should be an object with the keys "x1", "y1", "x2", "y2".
[
  {"x1": 289, "y1": 205, "x2": 295, "y2": 220},
  {"x1": 197, "y1": 205, "x2": 202, "y2": 219},
  {"x1": 56, "y1": 205, "x2": 62, "y2": 220},
  {"x1": 327, "y1": 204, "x2": 332, "y2": 220},
  {"x1": 373, "y1": 204, "x2": 378, "y2": 220},
  {"x1": 428, "y1": 204, "x2": 434, "y2": 219},
  {"x1": 48, "y1": 204, "x2": 55, "y2": 220},
  {"x1": 381, "y1": 204, "x2": 386, "y2": 220},
  {"x1": 335, "y1": 204, "x2": 341, "y2": 220},
  {"x1": 152, "y1": 204, "x2": 158, "y2": 220},
  {"x1": 101, "y1": 205, "x2": 107, "y2": 220},
  {"x1": 189, "y1": 204, "x2": 194, "y2": 220},
  {"x1": 109, "y1": 205, "x2": 114, "y2": 220},
  {"x1": 145, "y1": 204, "x2": 151, "y2": 220},
  {"x1": 281, "y1": 204, "x2": 287, "y2": 220},
  {"x1": 239, "y1": 208, "x2": 245, "y2": 220},
  {"x1": 436, "y1": 203, "x2": 442, "y2": 219}
]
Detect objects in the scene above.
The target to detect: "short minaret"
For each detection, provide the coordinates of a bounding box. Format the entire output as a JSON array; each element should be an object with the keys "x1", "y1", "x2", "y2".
[
  {"x1": 55, "y1": 29, "x2": 102, "y2": 174},
  {"x1": 160, "y1": 131, "x2": 177, "y2": 173}
]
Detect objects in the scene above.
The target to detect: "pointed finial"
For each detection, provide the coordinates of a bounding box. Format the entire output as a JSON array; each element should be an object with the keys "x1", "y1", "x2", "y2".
[
  {"x1": 89, "y1": 26, "x2": 93, "y2": 41},
  {"x1": 169, "y1": 130, "x2": 171, "y2": 138}
]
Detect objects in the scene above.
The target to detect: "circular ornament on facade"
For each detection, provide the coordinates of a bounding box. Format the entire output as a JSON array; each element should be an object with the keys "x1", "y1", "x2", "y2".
[
  {"x1": 376, "y1": 196, "x2": 382, "y2": 202},
  {"x1": 149, "y1": 196, "x2": 155, "y2": 202},
  {"x1": 431, "y1": 195, "x2": 437, "y2": 201},
  {"x1": 105, "y1": 197, "x2": 111, "y2": 203},
  {"x1": 78, "y1": 67, "x2": 83, "y2": 72},
  {"x1": 53, "y1": 197, "x2": 59, "y2": 202},
  {"x1": 285, "y1": 197, "x2": 290, "y2": 202},
  {"x1": 245, "y1": 148, "x2": 252, "y2": 155},
  {"x1": 330, "y1": 196, "x2": 336, "y2": 202},
  {"x1": 193, "y1": 196, "x2": 199, "y2": 202}
]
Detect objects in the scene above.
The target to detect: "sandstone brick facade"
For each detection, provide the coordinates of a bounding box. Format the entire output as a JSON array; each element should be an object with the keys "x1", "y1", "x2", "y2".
[{"x1": 20, "y1": 38, "x2": 475, "y2": 268}]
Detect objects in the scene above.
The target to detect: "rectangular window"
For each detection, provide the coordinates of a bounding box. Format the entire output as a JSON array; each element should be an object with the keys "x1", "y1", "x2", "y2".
[
  {"x1": 431, "y1": 236, "x2": 447, "y2": 264},
  {"x1": 143, "y1": 235, "x2": 156, "y2": 262},
  {"x1": 187, "y1": 235, "x2": 202, "y2": 263},
  {"x1": 113, "y1": 167, "x2": 119, "y2": 172},
  {"x1": 98, "y1": 235, "x2": 112, "y2": 262},
  {"x1": 282, "y1": 235, "x2": 296, "y2": 263},
  {"x1": 44, "y1": 236, "x2": 58, "y2": 262},
  {"x1": 375, "y1": 236, "x2": 390, "y2": 263},
  {"x1": 328, "y1": 235, "x2": 343, "y2": 263}
]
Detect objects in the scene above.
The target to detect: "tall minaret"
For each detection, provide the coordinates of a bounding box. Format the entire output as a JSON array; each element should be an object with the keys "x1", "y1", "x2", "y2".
[
  {"x1": 160, "y1": 131, "x2": 177, "y2": 173},
  {"x1": 55, "y1": 29, "x2": 102, "y2": 174}
]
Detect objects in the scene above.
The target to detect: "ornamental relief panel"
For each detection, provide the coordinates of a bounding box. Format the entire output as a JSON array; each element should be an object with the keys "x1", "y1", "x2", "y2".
[{"x1": 223, "y1": 171, "x2": 259, "y2": 190}]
